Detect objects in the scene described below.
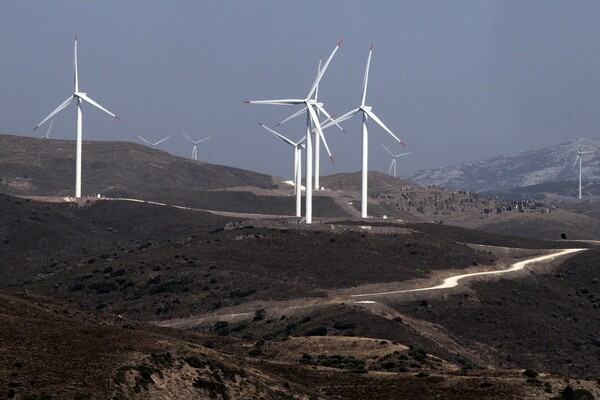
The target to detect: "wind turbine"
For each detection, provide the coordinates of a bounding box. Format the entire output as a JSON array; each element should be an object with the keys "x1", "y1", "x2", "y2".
[
  {"x1": 258, "y1": 123, "x2": 306, "y2": 217},
  {"x1": 572, "y1": 142, "x2": 594, "y2": 200},
  {"x1": 382, "y1": 145, "x2": 411, "y2": 178},
  {"x1": 245, "y1": 40, "x2": 343, "y2": 224},
  {"x1": 137, "y1": 135, "x2": 170, "y2": 149},
  {"x1": 40, "y1": 119, "x2": 54, "y2": 139},
  {"x1": 258, "y1": 122, "x2": 334, "y2": 217},
  {"x1": 182, "y1": 133, "x2": 210, "y2": 161},
  {"x1": 277, "y1": 54, "x2": 345, "y2": 191},
  {"x1": 33, "y1": 35, "x2": 120, "y2": 198},
  {"x1": 325, "y1": 44, "x2": 406, "y2": 218}
]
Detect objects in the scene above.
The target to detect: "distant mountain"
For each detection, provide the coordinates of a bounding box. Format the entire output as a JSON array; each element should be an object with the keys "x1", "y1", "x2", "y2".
[{"x1": 408, "y1": 138, "x2": 600, "y2": 196}]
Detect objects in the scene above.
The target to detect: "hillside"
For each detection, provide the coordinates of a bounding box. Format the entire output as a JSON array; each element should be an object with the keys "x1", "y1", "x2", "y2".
[
  {"x1": 2, "y1": 193, "x2": 600, "y2": 398},
  {"x1": 409, "y1": 137, "x2": 600, "y2": 199},
  {"x1": 323, "y1": 171, "x2": 600, "y2": 240},
  {"x1": 485, "y1": 180, "x2": 600, "y2": 204}
]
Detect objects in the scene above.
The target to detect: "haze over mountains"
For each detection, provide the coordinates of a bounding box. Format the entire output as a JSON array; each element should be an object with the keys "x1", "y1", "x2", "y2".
[{"x1": 409, "y1": 137, "x2": 600, "y2": 202}]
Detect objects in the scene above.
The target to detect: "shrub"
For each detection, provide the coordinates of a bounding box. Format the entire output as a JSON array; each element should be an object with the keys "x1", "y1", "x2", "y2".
[
  {"x1": 252, "y1": 309, "x2": 266, "y2": 322},
  {"x1": 304, "y1": 326, "x2": 327, "y2": 336},
  {"x1": 523, "y1": 369, "x2": 539, "y2": 378},
  {"x1": 70, "y1": 282, "x2": 85, "y2": 291},
  {"x1": 185, "y1": 356, "x2": 206, "y2": 369},
  {"x1": 248, "y1": 348, "x2": 262, "y2": 357},
  {"x1": 150, "y1": 352, "x2": 173, "y2": 367},
  {"x1": 333, "y1": 321, "x2": 356, "y2": 330}
]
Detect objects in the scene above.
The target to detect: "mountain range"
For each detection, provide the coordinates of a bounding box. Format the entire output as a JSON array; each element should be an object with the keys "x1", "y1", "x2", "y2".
[{"x1": 408, "y1": 137, "x2": 600, "y2": 202}]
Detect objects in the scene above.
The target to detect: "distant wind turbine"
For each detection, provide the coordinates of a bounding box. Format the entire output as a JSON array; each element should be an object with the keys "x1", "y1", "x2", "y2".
[
  {"x1": 138, "y1": 135, "x2": 170, "y2": 149},
  {"x1": 40, "y1": 119, "x2": 54, "y2": 139},
  {"x1": 245, "y1": 40, "x2": 343, "y2": 224},
  {"x1": 572, "y1": 142, "x2": 594, "y2": 200},
  {"x1": 259, "y1": 123, "x2": 306, "y2": 217},
  {"x1": 382, "y1": 145, "x2": 411, "y2": 178},
  {"x1": 33, "y1": 35, "x2": 120, "y2": 198},
  {"x1": 182, "y1": 133, "x2": 210, "y2": 161},
  {"x1": 325, "y1": 44, "x2": 406, "y2": 218}
]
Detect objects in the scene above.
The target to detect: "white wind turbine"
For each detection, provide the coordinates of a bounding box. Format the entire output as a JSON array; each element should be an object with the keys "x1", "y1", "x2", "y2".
[
  {"x1": 259, "y1": 123, "x2": 306, "y2": 217},
  {"x1": 40, "y1": 119, "x2": 54, "y2": 139},
  {"x1": 182, "y1": 133, "x2": 210, "y2": 161},
  {"x1": 325, "y1": 44, "x2": 406, "y2": 218},
  {"x1": 277, "y1": 54, "x2": 345, "y2": 191},
  {"x1": 137, "y1": 135, "x2": 170, "y2": 149},
  {"x1": 258, "y1": 121, "x2": 334, "y2": 217},
  {"x1": 572, "y1": 142, "x2": 594, "y2": 200},
  {"x1": 245, "y1": 40, "x2": 343, "y2": 224},
  {"x1": 382, "y1": 145, "x2": 411, "y2": 178},
  {"x1": 33, "y1": 35, "x2": 120, "y2": 198}
]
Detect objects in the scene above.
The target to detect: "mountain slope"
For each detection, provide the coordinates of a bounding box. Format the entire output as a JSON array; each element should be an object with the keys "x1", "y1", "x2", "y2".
[
  {"x1": 0, "y1": 133, "x2": 276, "y2": 197},
  {"x1": 409, "y1": 137, "x2": 600, "y2": 194}
]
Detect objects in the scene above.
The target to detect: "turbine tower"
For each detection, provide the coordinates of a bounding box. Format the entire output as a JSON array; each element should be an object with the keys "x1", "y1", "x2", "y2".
[
  {"x1": 326, "y1": 44, "x2": 406, "y2": 218},
  {"x1": 137, "y1": 135, "x2": 170, "y2": 149},
  {"x1": 40, "y1": 119, "x2": 54, "y2": 139},
  {"x1": 259, "y1": 123, "x2": 306, "y2": 217},
  {"x1": 382, "y1": 144, "x2": 411, "y2": 178},
  {"x1": 182, "y1": 133, "x2": 210, "y2": 161},
  {"x1": 34, "y1": 35, "x2": 120, "y2": 198},
  {"x1": 245, "y1": 40, "x2": 343, "y2": 224},
  {"x1": 258, "y1": 122, "x2": 334, "y2": 217},
  {"x1": 572, "y1": 142, "x2": 594, "y2": 200}
]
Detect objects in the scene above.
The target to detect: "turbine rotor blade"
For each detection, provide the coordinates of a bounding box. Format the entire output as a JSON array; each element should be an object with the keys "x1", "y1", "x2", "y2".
[
  {"x1": 308, "y1": 105, "x2": 333, "y2": 161},
  {"x1": 364, "y1": 109, "x2": 405, "y2": 146},
  {"x1": 389, "y1": 159, "x2": 395, "y2": 175},
  {"x1": 572, "y1": 156, "x2": 580, "y2": 170},
  {"x1": 277, "y1": 107, "x2": 307, "y2": 126},
  {"x1": 154, "y1": 136, "x2": 170, "y2": 146},
  {"x1": 361, "y1": 44, "x2": 373, "y2": 107},
  {"x1": 138, "y1": 136, "x2": 153, "y2": 146},
  {"x1": 314, "y1": 53, "x2": 323, "y2": 101},
  {"x1": 78, "y1": 93, "x2": 119, "y2": 119},
  {"x1": 307, "y1": 39, "x2": 343, "y2": 100},
  {"x1": 74, "y1": 34, "x2": 79, "y2": 93},
  {"x1": 182, "y1": 132, "x2": 194, "y2": 143},
  {"x1": 244, "y1": 99, "x2": 304, "y2": 106},
  {"x1": 314, "y1": 104, "x2": 344, "y2": 132},
  {"x1": 321, "y1": 108, "x2": 360, "y2": 130},
  {"x1": 382, "y1": 144, "x2": 394, "y2": 157},
  {"x1": 45, "y1": 119, "x2": 55, "y2": 138},
  {"x1": 196, "y1": 136, "x2": 211, "y2": 144},
  {"x1": 258, "y1": 122, "x2": 296, "y2": 147},
  {"x1": 33, "y1": 96, "x2": 74, "y2": 130}
]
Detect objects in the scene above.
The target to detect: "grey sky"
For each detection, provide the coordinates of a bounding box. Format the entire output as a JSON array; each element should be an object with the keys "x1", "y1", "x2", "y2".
[{"x1": 2, "y1": 1, "x2": 600, "y2": 180}]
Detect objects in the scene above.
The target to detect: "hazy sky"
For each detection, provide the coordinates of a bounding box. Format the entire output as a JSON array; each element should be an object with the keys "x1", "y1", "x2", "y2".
[{"x1": 3, "y1": 1, "x2": 600, "y2": 179}]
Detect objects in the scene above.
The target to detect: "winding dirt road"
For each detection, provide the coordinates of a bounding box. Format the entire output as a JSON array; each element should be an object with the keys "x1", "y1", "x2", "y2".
[
  {"x1": 350, "y1": 247, "x2": 586, "y2": 299},
  {"x1": 157, "y1": 247, "x2": 587, "y2": 329}
]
